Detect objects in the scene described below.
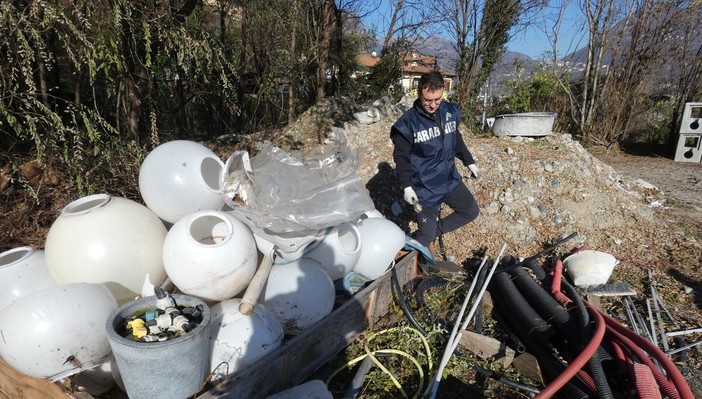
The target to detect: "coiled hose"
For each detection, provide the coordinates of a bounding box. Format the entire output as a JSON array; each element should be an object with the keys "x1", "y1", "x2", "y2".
[
  {"x1": 508, "y1": 264, "x2": 615, "y2": 399},
  {"x1": 490, "y1": 299, "x2": 595, "y2": 398}
]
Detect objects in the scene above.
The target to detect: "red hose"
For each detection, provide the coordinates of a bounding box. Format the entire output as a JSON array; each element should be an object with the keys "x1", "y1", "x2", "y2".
[
  {"x1": 600, "y1": 310, "x2": 694, "y2": 399},
  {"x1": 540, "y1": 253, "x2": 693, "y2": 399},
  {"x1": 604, "y1": 323, "x2": 679, "y2": 399},
  {"x1": 575, "y1": 369, "x2": 597, "y2": 392},
  {"x1": 609, "y1": 340, "x2": 631, "y2": 378},
  {"x1": 550, "y1": 259, "x2": 571, "y2": 306}
]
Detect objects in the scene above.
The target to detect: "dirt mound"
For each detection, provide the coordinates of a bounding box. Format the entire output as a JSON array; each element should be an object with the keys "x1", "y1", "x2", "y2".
[{"x1": 290, "y1": 99, "x2": 701, "y2": 271}]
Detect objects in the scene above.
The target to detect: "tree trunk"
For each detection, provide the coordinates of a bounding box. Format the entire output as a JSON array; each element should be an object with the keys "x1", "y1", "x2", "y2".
[
  {"x1": 383, "y1": 0, "x2": 404, "y2": 49},
  {"x1": 288, "y1": 0, "x2": 299, "y2": 125},
  {"x1": 315, "y1": 0, "x2": 335, "y2": 101}
]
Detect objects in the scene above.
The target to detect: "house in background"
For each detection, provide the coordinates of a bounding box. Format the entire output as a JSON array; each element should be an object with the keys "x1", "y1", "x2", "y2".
[{"x1": 357, "y1": 50, "x2": 456, "y2": 97}]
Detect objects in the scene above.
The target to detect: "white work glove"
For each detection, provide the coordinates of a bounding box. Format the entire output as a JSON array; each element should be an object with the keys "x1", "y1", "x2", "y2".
[
  {"x1": 403, "y1": 186, "x2": 418, "y2": 205},
  {"x1": 467, "y1": 163, "x2": 479, "y2": 178}
]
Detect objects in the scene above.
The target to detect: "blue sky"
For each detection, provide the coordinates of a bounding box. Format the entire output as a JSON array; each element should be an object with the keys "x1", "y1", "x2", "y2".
[
  {"x1": 361, "y1": 1, "x2": 588, "y2": 60},
  {"x1": 506, "y1": 1, "x2": 587, "y2": 59}
]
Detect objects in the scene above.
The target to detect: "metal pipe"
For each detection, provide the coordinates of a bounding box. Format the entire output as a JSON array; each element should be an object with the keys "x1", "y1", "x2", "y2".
[
  {"x1": 474, "y1": 365, "x2": 540, "y2": 397},
  {"x1": 654, "y1": 290, "x2": 691, "y2": 358},
  {"x1": 646, "y1": 299, "x2": 658, "y2": 347},
  {"x1": 627, "y1": 296, "x2": 653, "y2": 342},
  {"x1": 342, "y1": 356, "x2": 374, "y2": 399},
  {"x1": 651, "y1": 291, "x2": 669, "y2": 351},
  {"x1": 666, "y1": 327, "x2": 702, "y2": 337},
  {"x1": 654, "y1": 290, "x2": 681, "y2": 329},
  {"x1": 444, "y1": 255, "x2": 489, "y2": 355},
  {"x1": 426, "y1": 243, "x2": 507, "y2": 399},
  {"x1": 666, "y1": 338, "x2": 702, "y2": 356},
  {"x1": 624, "y1": 299, "x2": 641, "y2": 335}
]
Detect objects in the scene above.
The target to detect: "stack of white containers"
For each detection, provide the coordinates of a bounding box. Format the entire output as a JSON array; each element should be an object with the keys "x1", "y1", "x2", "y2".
[{"x1": 0, "y1": 139, "x2": 406, "y2": 396}]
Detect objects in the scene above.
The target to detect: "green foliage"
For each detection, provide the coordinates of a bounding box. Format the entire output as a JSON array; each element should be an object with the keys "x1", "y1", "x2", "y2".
[
  {"x1": 473, "y1": 0, "x2": 521, "y2": 98},
  {"x1": 494, "y1": 69, "x2": 563, "y2": 114},
  {"x1": 350, "y1": 40, "x2": 407, "y2": 104},
  {"x1": 621, "y1": 96, "x2": 675, "y2": 145}
]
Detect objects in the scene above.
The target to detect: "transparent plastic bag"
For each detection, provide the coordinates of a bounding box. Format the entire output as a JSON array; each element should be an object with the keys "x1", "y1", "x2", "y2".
[{"x1": 222, "y1": 140, "x2": 375, "y2": 237}]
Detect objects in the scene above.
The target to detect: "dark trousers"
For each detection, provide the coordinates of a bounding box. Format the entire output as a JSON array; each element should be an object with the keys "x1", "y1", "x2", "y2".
[{"x1": 414, "y1": 181, "x2": 479, "y2": 246}]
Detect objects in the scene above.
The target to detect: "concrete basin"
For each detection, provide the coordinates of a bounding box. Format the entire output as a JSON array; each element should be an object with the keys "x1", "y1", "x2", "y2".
[{"x1": 490, "y1": 112, "x2": 557, "y2": 137}]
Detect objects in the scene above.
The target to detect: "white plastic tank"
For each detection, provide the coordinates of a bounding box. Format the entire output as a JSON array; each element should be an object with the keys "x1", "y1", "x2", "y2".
[
  {"x1": 0, "y1": 246, "x2": 57, "y2": 311},
  {"x1": 353, "y1": 217, "x2": 405, "y2": 280},
  {"x1": 163, "y1": 210, "x2": 258, "y2": 302},
  {"x1": 304, "y1": 222, "x2": 362, "y2": 281},
  {"x1": 262, "y1": 258, "x2": 335, "y2": 335},
  {"x1": 0, "y1": 283, "x2": 117, "y2": 379},
  {"x1": 208, "y1": 298, "x2": 284, "y2": 382},
  {"x1": 139, "y1": 140, "x2": 225, "y2": 223},
  {"x1": 44, "y1": 194, "x2": 168, "y2": 304}
]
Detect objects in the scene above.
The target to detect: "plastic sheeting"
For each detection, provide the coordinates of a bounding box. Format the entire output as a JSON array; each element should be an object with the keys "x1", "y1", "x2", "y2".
[{"x1": 221, "y1": 139, "x2": 375, "y2": 253}]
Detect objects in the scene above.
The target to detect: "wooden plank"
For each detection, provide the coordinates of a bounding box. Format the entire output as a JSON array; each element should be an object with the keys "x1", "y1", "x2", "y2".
[
  {"x1": 0, "y1": 357, "x2": 72, "y2": 399},
  {"x1": 197, "y1": 251, "x2": 418, "y2": 399},
  {"x1": 458, "y1": 330, "x2": 515, "y2": 367},
  {"x1": 512, "y1": 352, "x2": 544, "y2": 385}
]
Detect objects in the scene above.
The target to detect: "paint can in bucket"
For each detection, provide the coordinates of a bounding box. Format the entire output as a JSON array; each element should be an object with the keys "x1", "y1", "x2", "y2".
[{"x1": 106, "y1": 293, "x2": 212, "y2": 399}]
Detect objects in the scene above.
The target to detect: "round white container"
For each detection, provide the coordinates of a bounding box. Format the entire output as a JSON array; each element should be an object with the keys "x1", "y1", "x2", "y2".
[
  {"x1": 262, "y1": 258, "x2": 335, "y2": 335},
  {"x1": 0, "y1": 283, "x2": 117, "y2": 379},
  {"x1": 44, "y1": 194, "x2": 168, "y2": 304},
  {"x1": 304, "y1": 222, "x2": 361, "y2": 281},
  {"x1": 0, "y1": 246, "x2": 57, "y2": 311},
  {"x1": 358, "y1": 209, "x2": 385, "y2": 222},
  {"x1": 163, "y1": 210, "x2": 258, "y2": 302},
  {"x1": 353, "y1": 218, "x2": 406, "y2": 279},
  {"x1": 139, "y1": 140, "x2": 225, "y2": 224},
  {"x1": 208, "y1": 298, "x2": 284, "y2": 382},
  {"x1": 563, "y1": 250, "x2": 618, "y2": 287}
]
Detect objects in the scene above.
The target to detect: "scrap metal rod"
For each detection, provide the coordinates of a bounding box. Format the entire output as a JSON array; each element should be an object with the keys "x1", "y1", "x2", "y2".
[
  {"x1": 666, "y1": 338, "x2": 702, "y2": 356},
  {"x1": 649, "y1": 270, "x2": 669, "y2": 352},
  {"x1": 646, "y1": 299, "x2": 659, "y2": 347},
  {"x1": 624, "y1": 298, "x2": 641, "y2": 335},
  {"x1": 626, "y1": 296, "x2": 654, "y2": 342},
  {"x1": 667, "y1": 327, "x2": 702, "y2": 337}
]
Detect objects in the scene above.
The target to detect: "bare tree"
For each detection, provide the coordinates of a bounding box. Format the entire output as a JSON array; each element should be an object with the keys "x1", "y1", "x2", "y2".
[
  {"x1": 380, "y1": 0, "x2": 442, "y2": 48},
  {"x1": 435, "y1": 0, "x2": 541, "y2": 110},
  {"x1": 289, "y1": 0, "x2": 300, "y2": 125},
  {"x1": 667, "y1": 2, "x2": 702, "y2": 145},
  {"x1": 564, "y1": 0, "x2": 701, "y2": 144}
]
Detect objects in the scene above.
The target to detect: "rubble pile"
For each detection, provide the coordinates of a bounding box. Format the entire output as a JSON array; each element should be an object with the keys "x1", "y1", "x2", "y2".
[{"x1": 281, "y1": 97, "x2": 698, "y2": 278}]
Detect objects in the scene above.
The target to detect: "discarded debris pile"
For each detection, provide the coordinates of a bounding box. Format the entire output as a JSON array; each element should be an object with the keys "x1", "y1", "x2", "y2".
[
  {"x1": 274, "y1": 96, "x2": 702, "y2": 397},
  {"x1": 0, "y1": 135, "x2": 410, "y2": 398},
  {"x1": 486, "y1": 250, "x2": 694, "y2": 398},
  {"x1": 1, "y1": 95, "x2": 701, "y2": 398}
]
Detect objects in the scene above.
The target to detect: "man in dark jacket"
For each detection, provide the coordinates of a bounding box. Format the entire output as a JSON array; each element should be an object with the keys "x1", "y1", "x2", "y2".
[{"x1": 391, "y1": 71, "x2": 480, "y2": 255}]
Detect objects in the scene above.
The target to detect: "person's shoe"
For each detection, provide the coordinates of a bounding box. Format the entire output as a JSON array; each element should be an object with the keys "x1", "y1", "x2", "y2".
[{"x1": 428, "y1": 242, "x2": 439, "y2": 258}]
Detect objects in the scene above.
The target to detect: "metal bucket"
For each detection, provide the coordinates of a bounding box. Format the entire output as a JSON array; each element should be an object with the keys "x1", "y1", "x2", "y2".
[{"x1": 490, "y1": 112, "x2": 557, "y2": 137}]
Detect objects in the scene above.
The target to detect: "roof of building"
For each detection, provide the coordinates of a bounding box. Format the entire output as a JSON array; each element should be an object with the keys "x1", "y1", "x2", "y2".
[{"x1": 357, "y1": 51, "x2": 456, "y2": 78}]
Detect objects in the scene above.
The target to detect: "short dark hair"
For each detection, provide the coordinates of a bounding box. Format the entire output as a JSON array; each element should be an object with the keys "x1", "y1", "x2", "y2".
[{"x1": 418, "y1": 71, "x2": 445, "y2": 92}]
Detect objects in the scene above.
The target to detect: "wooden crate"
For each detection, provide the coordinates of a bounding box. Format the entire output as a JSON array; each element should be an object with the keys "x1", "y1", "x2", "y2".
[
  {"x1": 197, "y1": 251, "x2": 418, "y2": 399},
  {"x1": 0, "y1": 357, "x2": 75, "y2": 399}
]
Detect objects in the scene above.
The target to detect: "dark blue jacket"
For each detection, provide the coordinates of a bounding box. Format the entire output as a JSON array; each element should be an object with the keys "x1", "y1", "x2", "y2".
[{"x1": 391, "y1": 99, "x2": 475, "y2": 207}]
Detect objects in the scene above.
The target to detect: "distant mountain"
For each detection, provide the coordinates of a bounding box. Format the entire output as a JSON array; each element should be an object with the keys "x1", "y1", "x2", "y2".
[
  {"x1": 411, "y1": 36, "x2": 539, "y2": 80},
  {"x1": 412, "y1": 36, "x2": 539, "y2": 95}
]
